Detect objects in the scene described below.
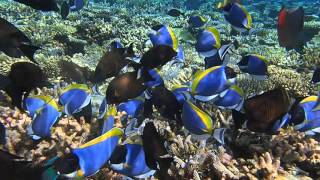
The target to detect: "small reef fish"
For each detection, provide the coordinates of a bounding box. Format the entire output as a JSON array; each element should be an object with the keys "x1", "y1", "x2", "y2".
[
  {"x1": 118, "y1": 99, "x2": 144, "y2": 119},
  {"x1": 60, "y1": 1, "x2": 70, "y2": 19},
  {"x1": 142, "y1": 122, "x2": 174, "y2": 180},
  {"x1": 92, "y1": 43, "x2": 134, "y2": 84},
  {"x1": 0, "y1": 62, "x2": 50, "y2": 110},
  {"x1": 53, "y1": 127, "x2": 123, "y2": 178},
  {"x1": 0, "y1": 17, "x2": 40, "y2": 64},
  {"x1": 167, "y1": 8, "x2": 183, "y2": 17},
  {"x1": 277, "y1": 6, "x2": 305, "y2": 50},
  {"x1": 25, "y1": 95, "x2": 61, "y2": 140},
  {"x1": 147, "y1": 25, "x2": 184, "y2": 63},
  {"x1": 196, "y1": 27, "x2": 221, "y2": 58},
  {"x1": 188, "y1": 15, "x2": 208, "y2": 28},
  {"x1": 219, "y1": 2, "x2": 252, "y2": 33},
  {"x1": 59, "y1": 84, "x2": 92, "y2": 122},
  {"x1": 144, "y1": 86, "x2": 182, "y2": 124},
  {"x1": 238, "y1": 54, "x2": 268, "y2": 80},
  {"x1": 13, "y1": 0, "x2": 59, "y2": 11},
  {"x1": 182, "y1": 100, "x2": 214, "y2": 136},
  {"x1": 110, "y1": 137, "x2": 155, "y2": 178},
  {"x1": 234, "y1": 87, "x2": 292, "y2": 133},
  {"x1": 190, "y1": 65, "x2": 237, "y2": 102},
  {"x1": 137, "y1": 45, "x2": 177, "y2": 70},
  {"x1": 213, "y1": 84, "x2": 244, "y2": 111},
  {"x1": 290, "y1": 96, "x2": 320, "y2": 135},
  {"x1": 58, "y1": 60, "x2": 93, "y2": 84},
  {"x1": 105, "y1": 72, "x2": 148, "y2": 105}
]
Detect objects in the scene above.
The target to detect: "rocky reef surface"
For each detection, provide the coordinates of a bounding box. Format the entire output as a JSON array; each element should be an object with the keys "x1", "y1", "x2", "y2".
[{"x1": 0, "y1": 0, "x2": 320, "y2": 179}]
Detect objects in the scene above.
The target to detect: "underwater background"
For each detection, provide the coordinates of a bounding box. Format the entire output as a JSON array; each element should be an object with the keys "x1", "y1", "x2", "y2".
[{"x1": 0, "y1": 0, "x2": 319, "y2": 179}]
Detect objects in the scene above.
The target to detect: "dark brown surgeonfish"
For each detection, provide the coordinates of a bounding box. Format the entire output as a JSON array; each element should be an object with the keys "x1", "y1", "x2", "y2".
[
  {"x1": 138, "y1": 45, "x2": 177, "y2": 70},
  {"x1": 0, "y1": 62, "x2": 50, "y2": 110},
  {"x1": 0, "y1": 150, "x2": 49, "y2": 180},
  {"x1": 144, "y1": 86, "x2": 182, "y2": 125},
  {"x1": 241, "y1": 87, "x2": 292, "y2": 133},
  {"x1": 58, "y1": 60, "x2": 93, "y2": 84},
  {"x1": 277, "y1": 6, "x2": 304, "y2": 50},
  {"x1": 92, "y1": 44, "x2": 135, "y2": 84},
  {"x1": 105, "y1": 72, "x2": 147, "y2": 105},
  {"x1": 60, "y1": 1, "x2": 70, "y2": 20},
  {"x1": 0, "y1": 17, "x2": 40, "y2": 64},
  {"x1": 142, "y1": 122, "x2": 174, "y2": 180},
  {"x1": 13, "y1": 0, "x2": 59, "y2": 12}
]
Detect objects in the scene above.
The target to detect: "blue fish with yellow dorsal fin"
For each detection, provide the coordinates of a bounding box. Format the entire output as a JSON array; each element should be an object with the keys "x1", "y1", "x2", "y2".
[
  {"x1": 118, "y1": 99, "x2": 144, "y2": 119},
  {"x1": 101, "y1": 105, "x2": 117, "y2": 134},
  {"x1": 188, "y1": 15, "x2": 208, "y2": 28},
  {"x1": 25, "y1": 95, "x2": 61, "y2": 139},
  {"x1": 293, "y1": 96, "x2": 320, "y2": 135},
  {"x1": 238, "y1": 54, "x2": 268, "y2": 80},
  {"x1": 182, "y1": 101, "x2": 214, "y2": 135},
  {"x1": 221, "y1": 2, "x2": 252, "y2": 33},
  {"x1": 196, "y1": 27, "x2": 221, "y2": 58},
  {"x1": 144, "y1": 68, "x2": 164, "y2": 88},
  {"x1": 72, "y1": 127, "x2": 123, "y2": 177},
  {"x1": 110, "y1": 137, "x2": 155, "y2": 178},
  {"x1": 149, "y1": 25, "x2": 179, "y2": 52},
  {"x1": 59, "y1": 84, "x2": 92, "y2": 116},
  {"x1": 190, "y1": 66, "x2": 236, "y2": 102},
  {"x1": 214, "y1": 84, "x2": 244, "y2": 111},
  {"x1": 171, "y1": 84, "x2": 192, "y2": 105},
  {"x1": 148, "y1": 25, "x2": 184, "y2": 63}
]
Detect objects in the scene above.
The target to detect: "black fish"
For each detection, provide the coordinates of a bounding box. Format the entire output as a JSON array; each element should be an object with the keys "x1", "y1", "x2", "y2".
[
  {"x1": 60, "y1": 1, "x2": 70, "y2": 19},
  {"x1": 105, "y1": 72, "x2": 147, "y2": 105},
  {"x1": 0, "y1": 150, "x2": 49, "y2": 180},
  {"x1": 277, "y1": 6, "x2": 304, "y2": 50},
  {"x1": 240, "y1": 87, "x2": 291, "y2": 133},
  {"x1": 92, "y1": 44, "x2": 135, "y2": 84},
  {"x1": 144, "y1": 86, "x2": 182, "y2": 124},
  {"x1": 109, "y1": 145, "x2": 127, "y2": 164},
  {"x1": 312, "y1": 67, "x2": 320, "y2": 85},
  {"x1": 142, "y1": 122, "x2": 174, "y2": 180},
  {"x1": 0, "y1": 17, "x2": 40, "y2": 64},
  {"x1": 13, "y1": 0, "x2": 59, "y2": 12},
  {"x1": 53, "y1": 153, "x2": 79, "y2": 175},
  {"x1": 0, "y1": 121, "x2": 5, "y2": 145},
  {"x1": 167, "y1": 8, "x2": 183, "y2": 17},
  {"x1": 58, "y1": 60, "x2": 93, "y2": 84},
  {"x1": 138, "y1": 45, "x2": 177, "y2": 70},
  {"x1": 4, "y1": 62, "x2": 49, "y2": 110}
]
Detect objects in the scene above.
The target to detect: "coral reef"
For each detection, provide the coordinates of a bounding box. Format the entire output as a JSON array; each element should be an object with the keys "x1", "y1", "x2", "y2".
[{"x1": 0, "y1": 0, "x2": 319, "y2": 179}]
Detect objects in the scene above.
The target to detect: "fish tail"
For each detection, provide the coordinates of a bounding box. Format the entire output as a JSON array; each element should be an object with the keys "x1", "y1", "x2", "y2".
[{"x1": 19, "y1": 43, "x2": 41, "y2": 64}]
